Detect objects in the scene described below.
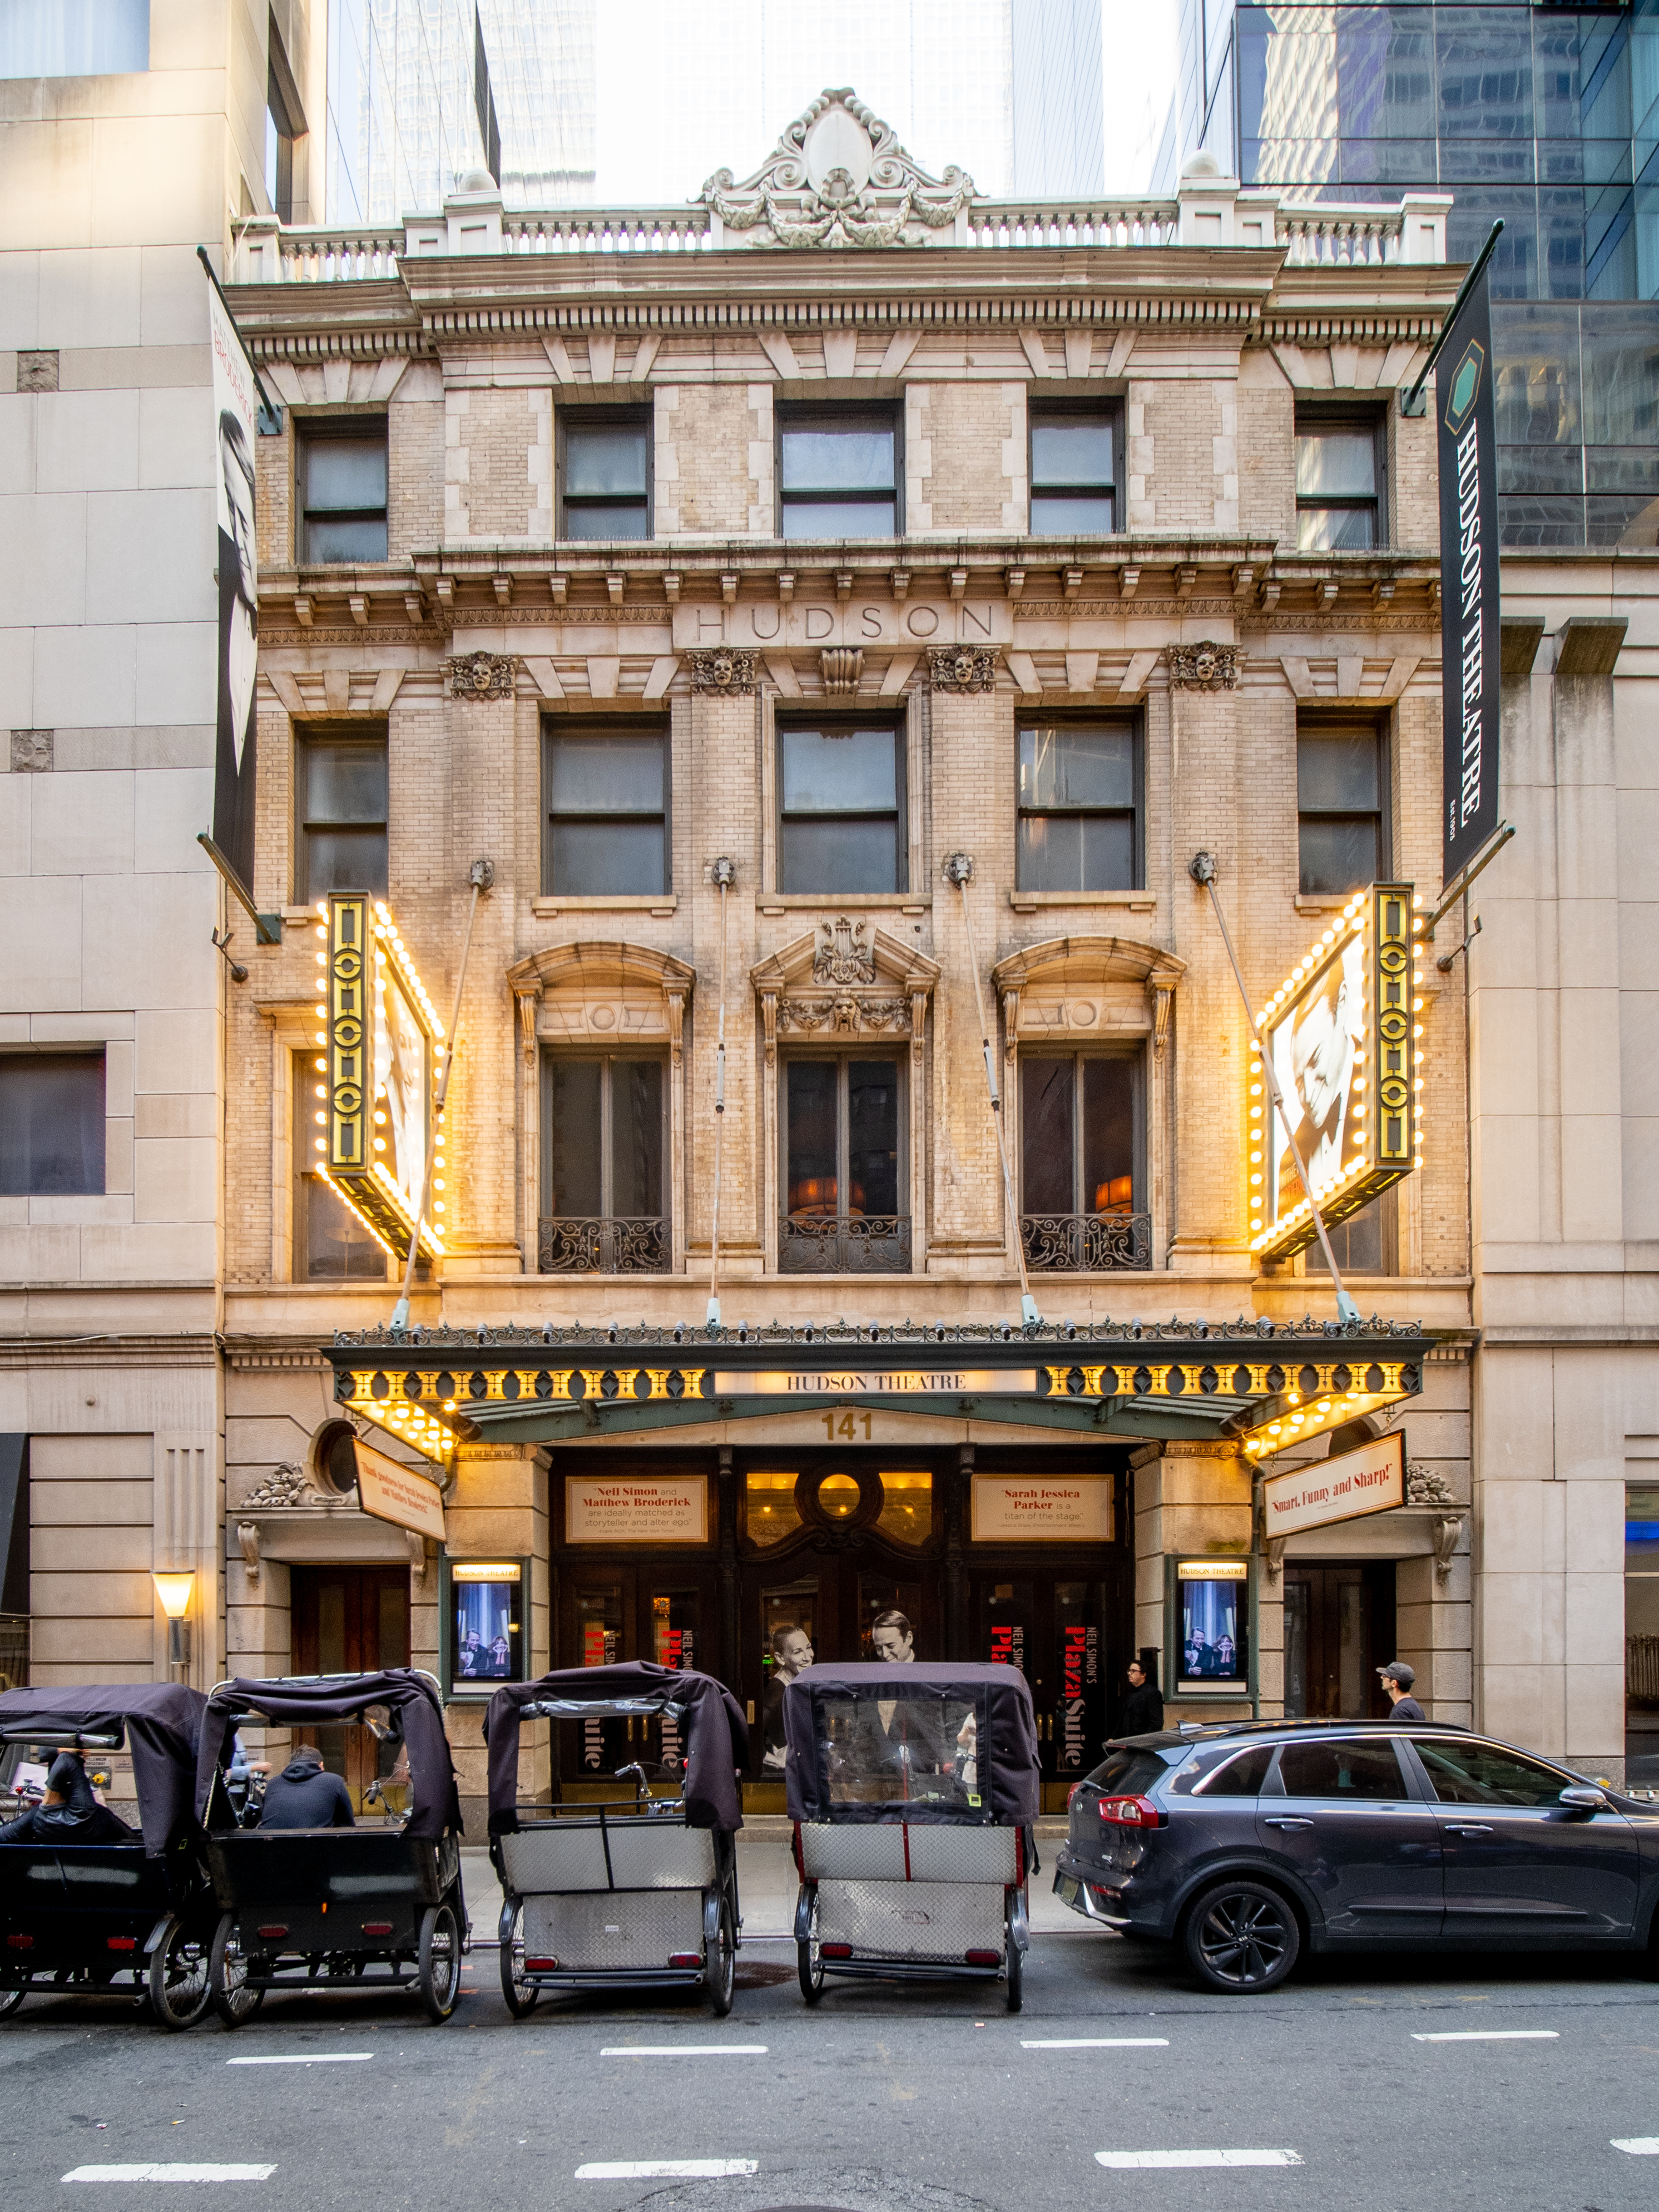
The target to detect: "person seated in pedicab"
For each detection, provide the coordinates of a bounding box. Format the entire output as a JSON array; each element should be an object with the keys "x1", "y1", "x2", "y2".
[
  {"x1": 0, "y1": 1750, "x2": 134, "y2": 1845},
  {"x1": 256, "y1": 1743, "x2": 355, "y2": 1830}
]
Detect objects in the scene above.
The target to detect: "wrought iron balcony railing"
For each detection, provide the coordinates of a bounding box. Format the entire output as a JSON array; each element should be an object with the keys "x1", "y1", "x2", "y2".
[
  {"x1": 1021, "y1": 1211, "x2": 1152, "y2": 1272},
  {"x1": 779, "y1": 1213, "x2": 912, "y2": 1274},
  {"x1": 539, "y1": 1216, "x2": 667, "y2": 1275}
]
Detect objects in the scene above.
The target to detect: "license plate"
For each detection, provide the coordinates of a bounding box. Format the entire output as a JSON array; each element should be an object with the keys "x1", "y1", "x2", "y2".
[{"x1": 1056, "y1": 1874, "x2": 1081, "y2": 1907}]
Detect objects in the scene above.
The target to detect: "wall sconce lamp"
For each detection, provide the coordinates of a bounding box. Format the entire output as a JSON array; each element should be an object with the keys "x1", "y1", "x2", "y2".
[{"x1": 153, "y1": 1572, "x2": 195, "y2": 1672}]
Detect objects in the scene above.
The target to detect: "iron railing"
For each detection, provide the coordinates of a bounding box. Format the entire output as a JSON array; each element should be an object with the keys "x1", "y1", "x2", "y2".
[
  {"x1": 539, "y1": 1216, "x2": 667, "y2": 1274},
  {"x1": 1629, "y1": 1634, "x2": 1659, "y2": 1704},
  {"x1": 0, "y1": 1615, "x2": 28, "y2": 1691},
  {"x1": 1021, "y1": 1211, "x2": 1153, "y2": 1272},
  {"x1": 779, "y1": 1214, "x2": 912, "y2": 1274}
]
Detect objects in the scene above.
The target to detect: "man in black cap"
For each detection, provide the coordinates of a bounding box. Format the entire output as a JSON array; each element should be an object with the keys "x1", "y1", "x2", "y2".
[
  {"x1": 257, "y1": 1744, "x2": 355, "y2": 1830},
  {"x1": 1378, "y1": 1661, "x2": 1424, "y2": 1723},
  {"x1": 0, "y1": 1750, "x2": 132, "y2": 1844}
]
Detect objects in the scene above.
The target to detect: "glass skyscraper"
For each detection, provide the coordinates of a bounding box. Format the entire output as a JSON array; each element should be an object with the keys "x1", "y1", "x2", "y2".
[{"x1": 1161, "y1": 0, "x2": 1659, "y2": 547}]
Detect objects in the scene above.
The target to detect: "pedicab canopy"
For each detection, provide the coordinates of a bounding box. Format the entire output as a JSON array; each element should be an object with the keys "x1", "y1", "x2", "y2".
[
  {"x1": 195, "y1": 1670, "x2": 463, "y2": 1841},
  {"x1": 0, "y1": 1682, "x2": 208, "y2": 1856},
  {"x1": 484, "y1": 1664, "x2": 749, "y2": 1835},
  {"x1": 784, "y1": 1662, "x2": 1041, "y2": 1827}
]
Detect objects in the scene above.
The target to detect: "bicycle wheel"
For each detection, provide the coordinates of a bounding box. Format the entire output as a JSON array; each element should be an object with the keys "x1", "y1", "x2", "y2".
[
  {"x1": 417, "y1": 1901, "x2": 460, "y2": 2023},
  {"x1": 148, "y1": 1916, "x2": 211, "y2": 2031},
  {"x1": 209, "y1": 1913, "x2": 265, "y2": 2028},
  {"x1": 1004, "y1": 1937, "x2": 1023, "y2": 2014},
  {"x1": 498, "y1": 1903, "x2": 538, "y2": 2019},
  {"x1": 705, "y1": 1897, "x2": 735, "y2": 2018},
  {"x1": 796, "y1": 1888, "x2": 824, "y2": 2005}
]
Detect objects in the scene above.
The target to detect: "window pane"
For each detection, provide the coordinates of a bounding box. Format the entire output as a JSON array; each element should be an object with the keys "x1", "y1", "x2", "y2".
[
  {"x1": 1307, "y1": 1193, "x2": 1386, "y2": 1272},
  {"x1": 1031, "y1": 491, "x2": 1116, "y2": 532},
  {"x1": 1298, "y1": 816, "x2": 1380, "y2": 897},
  {"x1": 562, "y1": 500, "x2": 649, "y2": 541},
  {"x1": 564, "y1": 423, "x2": 648, "y2": 496},
  {"x1": 1021, "y1": 1058, "x2": 1074, "y2": 1215},
  {"x1": 1276, "y1": 1739, "x2": 1405, "y2": 1799},
  {"x1": 848, "y1": 1061, "x2": 899, "y2": 1216},
  {"x1": 549, "y1": 733, "x2": 663, "y2": 815},
  {"x1": 548, "y1": 1060, "x2": 603, "y2": 1214},
  {"x1": 548, "y1": 820, "x2": 665, "y2": 897},
  {"x1": 780, "y1": 818, "x2": 897, "y2": 895},
  {"x1": 786, "y1": 1062, "x2": 839, "y2": 1215},
  {"x1": 1032, "y1": 416, "x2": 1115, "y2": 486},
  {"x1": 1296, "y1": 429, "x2": 1377, "y2": 500},
  {"x1": 1296, "y1": 504, "x2": 1376, "y2": 552},
  {"x1": 306, "y1": 437, "x2": 387, "y2": 511},
  {"x1": 1081, "y1": 1059, "x2": 1136, "y2": 1214},
  {"x1": 1017, "y1": 812, "x2": 1135, "y2": 894},
  {"x1": 304, "y1": 1172, "x2": 384, "y2": 1279},
  {"x1": 780, "y1": 427, "x2": 894, "y2": 491},
  {"x1": 780, "y1": 497, "x2": 896, "y2": 538},
  {"x1": 0, "y1": 1054, "x2": 104, "y2": 1196},
  {"x1": 305, "y1": 515, "x2": 389, "y2": 563},
  {"x1": 1298, "y1": 731, "x2": 1380, "y2": 811},
  {"x1": 300, "y1": 827, "x2": 388, "y2": 900},
  {"x1": 1413, "y1": 1738, "x2": 1568, "y2": 1808},
  {"x1": 781, "y1": 728, "x2": 896, "y2": 813},
  {"x1": 305, "y1": 743, "x2": 387, "y2": 824},
  {"x1": 610, "y1": 1060, "x2": 663, "y2": 1217},
  {"x1": 1019, "y1": 726, "x2": 1135, "y2": 810},
  {"x1": 1194, "y1": 1744, "x2": 1274, "y2": 1797}
]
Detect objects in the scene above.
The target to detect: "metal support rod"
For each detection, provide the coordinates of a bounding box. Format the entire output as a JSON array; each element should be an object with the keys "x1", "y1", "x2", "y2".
[
  {"x1": 390, "y1": 859, "x2": 493, "y2": 1333},
  {"x1": 1424, "y1": 820, "x2": 1514, "y2": 938},
  {"x1": 945, "y1": 853, "x2": 1040, "y2": 1328},
  {"x1": 1400, "y1": 220, "x2": 1504, "y2": 419},
  {"x1": 706, "y1": 858, "x2": 735, "y2": 1327},
  {"x1": 1188, "y1": 853, "x2": 1359, "y2": 1325}
]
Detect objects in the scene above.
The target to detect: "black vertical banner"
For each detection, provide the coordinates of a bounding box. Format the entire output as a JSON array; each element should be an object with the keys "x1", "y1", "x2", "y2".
[
  {"x1": 206, "y1": 276, "x2": 261, "y2": 902},
  {"x1": 1437, "y1": 265, "x2": 1502, "y2": 885}
]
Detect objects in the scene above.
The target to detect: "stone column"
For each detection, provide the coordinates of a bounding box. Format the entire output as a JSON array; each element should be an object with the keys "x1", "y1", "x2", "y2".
[{"x1": 1131, "y1": 1439, "x2": 1253, "y2": 1715}]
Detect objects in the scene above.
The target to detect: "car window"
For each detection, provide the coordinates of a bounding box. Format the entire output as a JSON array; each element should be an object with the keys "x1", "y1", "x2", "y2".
[
  {"x1": 1276, "y1": 1739, "x2": 1407, "y2": 1800},
  {"x1": 1412, "y1": 1738, "x2": 1571, "y2": 1809},
  {"x1": 1086, "y1": 1748, "x2": 1171, "y2": 1797},
  {"x1": 1192, "y1": 1744, "x2": 1275, "y2": 1798}
]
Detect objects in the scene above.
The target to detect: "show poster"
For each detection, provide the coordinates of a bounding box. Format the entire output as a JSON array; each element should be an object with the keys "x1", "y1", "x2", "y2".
[
  {"x1": 566, "y1": 1475, "x2": 708, "y2": 1544},
  {"x1": 1262, "y1": 1431, "x2": 1405, "y2": 1538},
  {"x1": 1176, "y1": 1560, "x2": 1247, "y2": 1693},
  {"x1": 205, "y1": 271, "x2": 261, "y2": 901},
  {"x1": 970, "y1": 1476, "x2": 1113, "y2": 1542},
  {"x1": 1437, "y1": 261, "x2": 1502, "y2": 885},
  {"x1": 1265, "y1": 930, "x2": 1365, "y2": 1231}
]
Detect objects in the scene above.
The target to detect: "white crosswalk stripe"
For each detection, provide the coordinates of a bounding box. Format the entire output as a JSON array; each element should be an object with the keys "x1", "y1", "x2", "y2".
[
  {"x1": 63, "y1": 2166, "x2": 277, "y2": 2184},
  {"x1": 1096, "y1": 2150, "x2": 1304, "y2": 2169}
]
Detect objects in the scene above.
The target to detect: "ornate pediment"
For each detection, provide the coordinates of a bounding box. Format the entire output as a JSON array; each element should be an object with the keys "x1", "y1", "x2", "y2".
[
  {"x1": 992, "y1": 935, "x2": 1187, "y2": 1056},
  {"x1": 700, "y1": 87, "x2": 976, "y2": 251},
  {"x1": 507, "y1": 941, "x2": 695, "y2": 1067},
  {"x1": 752, "y1": 919, "x2": 940, "y2": 1062}
]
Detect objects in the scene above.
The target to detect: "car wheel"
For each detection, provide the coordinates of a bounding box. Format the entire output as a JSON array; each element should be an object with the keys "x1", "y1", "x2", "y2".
[
  {"x1": 209, "y1": 1914, "x2": 265, "y2": 2028},
  {"x1": 1182, "y1": 1881, "x2": 1300, "y2": 1994},
  {"x1": 498, "y1": 1903, "x2": 539, "y2": 2019},
  {"x1": 147, "y1": 1915, "x2": 212, "y2": 2031}
]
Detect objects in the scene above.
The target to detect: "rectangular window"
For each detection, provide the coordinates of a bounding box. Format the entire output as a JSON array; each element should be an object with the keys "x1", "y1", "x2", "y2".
[
  {"x1": 1016, "y1": 720, "x2": 1140, "y2": 892},
  {"x1": 781, "y1": 1056, "x2": 908, "y2": 1273},
  {"x1": 295, "y1": 729, "x2": 387, "y2": 902},
  {"x1": 299, "y1": 419, "x2": 388, "y2": 563},
  {"x1": 1627, "y1": 1483, "x2": 1659, "y2": 1789},
  {"x1": 559, "y1": 412, "x2": 651, "y2": 540},
  {"x1": 1297, "y1": 720, "x2": 1387, "y2": 896},
  {"x1": 293, "y1": 1057, "x2": 384, "y2": 1279},
  {"x1": 1305, "y1": 1190, "x2": 1396, "y2": 1275},
  {"x1": 1295, "y1": 411, "x2": 1384, "y2": 550},
  {"x1": 1029, "y1": 405, "x2": 1117, "y2": 533},
  {"x1": 777, "y1": 721, "x2": 904, "y2": 894},
  {"x1": 0, "y1": 0, "x2": 147, "y2": 77},
  {"x1": 1019, "y1": 1052, "x2": 1147, "y2": 1269},
  {"x1": 542, "y1": 723, "x2": 667, "y2": 895},
  {"x1": 0, "y1": 1053, "x2": 104, "y2": 1196},
  {"x1": 265, "y1": 12, "x2": 305, "y2": 225},
  {"x1": 779, "y1": 407, "x2": 899, "y2": 537},
  {"x1": 541, "y1": 1055, "x2": 666, "y2": 1272}
]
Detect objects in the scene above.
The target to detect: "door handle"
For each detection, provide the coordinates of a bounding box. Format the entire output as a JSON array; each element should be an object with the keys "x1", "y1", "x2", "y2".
[
  {"x1": 1262, "y1": 1817, "x2": 1314, "y2": 1830},
  {"x1": 1442, "y1": 1823, "x2": 1493, "y2": 1835}
]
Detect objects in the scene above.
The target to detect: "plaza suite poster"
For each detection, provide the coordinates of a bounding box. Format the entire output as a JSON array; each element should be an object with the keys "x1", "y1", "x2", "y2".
[
  {"x1": 1437, "y1": 262, "x2": 1502, "y2": 886},
  {"x1": 206, "y1": 273, "x2": 261, "y2": 899}
]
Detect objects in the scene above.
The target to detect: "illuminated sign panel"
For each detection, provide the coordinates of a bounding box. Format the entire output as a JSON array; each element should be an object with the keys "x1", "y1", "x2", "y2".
[
  {"x1": 312, "y1": 893, "x2": 446, "y2": 1262},
  {"x1": 1249, "y1": 882, "x2": 1426, "y2": 1262}
]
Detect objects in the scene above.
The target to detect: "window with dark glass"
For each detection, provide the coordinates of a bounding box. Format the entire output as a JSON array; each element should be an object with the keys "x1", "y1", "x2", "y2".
[
  {"x1": 778, "y1": 721, "x2": 904, "y2": 894},
  {"x1": 1306, "y1": 1190, "x2": 1395, "y2": 1275},
  {"x1": 1295, "y1": 411, "x2": 1384, "y2": 550},
  {"x1": 1021, "y1": 1055, "x2": 1140, "y2": 1218},
  {"x1": 293, "y1": 1057, "x2": 384, "y2": 1280},
  {"x1": 541, "y1": 1055, "x2": 666, "y2": 1273},
  {"x1": 782, "y1": 1057, "x2": 907, "y2": 1271},
  {"x1": 559, "y1": 412, "x2": 650, "y2": 540},
  {"x1": 295, "y1": 729, "x2": 387, "y2": 902},
  {"x1": 1029, "y1": 405, "x2": 1117, "y2": 532},
  {"x1": 542, "y1": 723, "x2": 667, "y2": 895},
  {"x1": 779, "y1": 407, "x2": 898, "y2": 537},
  {"x1": 299, "y1": 419, "x2": 388, "y2": 563},
  {"x1": 1017, "y1": 720, "x2": 1140, "y2": 892},
  {"x1": 1297, "y1": 720, "x2": 1387, "y2": 895},
  {"x1": 0, "y1": 1053, "x2": 104, "y2": 1196}
]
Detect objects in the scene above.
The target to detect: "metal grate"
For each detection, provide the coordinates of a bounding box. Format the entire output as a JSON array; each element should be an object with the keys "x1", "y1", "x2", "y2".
[
  {"x1": 538, "y1": 1216, "x2": 667, "y2": 1274},
  {"x1": 523, "y1": 1887, "x2": 702, "y2": 1969},
  {"x1": 779, "y1": 1214, "x2": 912, "y2": 1274},
  {"x1": 1629, "y1": 1634, "x2": 1659, "y2": 1704},
  {"x1": 815, "y1": 1877, "x2": 1006, "y2": 1960},
  {"x1": 1021, "y1": 1212, "x2": 1152, "y2": 1271}
]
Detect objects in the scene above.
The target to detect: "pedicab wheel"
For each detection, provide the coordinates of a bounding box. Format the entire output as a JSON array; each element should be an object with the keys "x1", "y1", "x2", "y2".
[
  {"x1": 209, "y1": 1912, "x2": 265, "y2": 2028},
  {"x1": 796, "y1": 1892, "x2": 825, "y2": 2005},
  {"x1": 417, "y1": 1901, "x2": 461, "y2": 2023},
  {"x1": 148, "y1": 1914, "x2": 212, "y2": 2030},
  {"x1": 706, "y1": 1898, "x2": 736, "y2": 2018},
  {"x1": 1182, "y1": 1879, "x2": 1300, "y2": 1994},
  {"x1": 0, "y1": 1983, "x2": 26, "y2": 2021},
  {"x1": 499, "y1": 1904, "x2": 539, "y2": 2019},
  {"x1": 1005, "y1": 1938, "x2": 1023, "y2": 2015}
]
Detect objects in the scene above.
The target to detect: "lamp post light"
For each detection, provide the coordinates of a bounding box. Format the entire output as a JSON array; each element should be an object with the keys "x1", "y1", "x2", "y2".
[{"x1": 153, "y1": 1572, "x2": 195, "y2": 1679}]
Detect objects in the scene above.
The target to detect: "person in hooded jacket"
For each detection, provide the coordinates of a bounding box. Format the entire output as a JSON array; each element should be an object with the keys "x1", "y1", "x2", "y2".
[
  {"x1": 0, "y1": 1750, "x2": 133, "y2": 1844},
  {"x1": 1116, "y1": 1659, "x2": 1165, "y2": 1739},
  {"x1": 256, "y1": 1743, "x2": 355, "y2": 1830}
]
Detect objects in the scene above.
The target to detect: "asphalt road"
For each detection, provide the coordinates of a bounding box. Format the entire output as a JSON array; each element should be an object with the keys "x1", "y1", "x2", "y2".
[{"x1": 7, "y1": 1901, "x2": 1659, "y2": 2212}]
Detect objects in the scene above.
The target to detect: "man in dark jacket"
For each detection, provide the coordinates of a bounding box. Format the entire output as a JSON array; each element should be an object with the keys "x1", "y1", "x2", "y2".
[
  {"x1": 1117, "y1": 1660, "x2": 1164, "y2": 1738},
  {"x1": 257, "y1": 1745, "x2": 355, "y2": 1829},
  {"x1": 0, "y1": 1751, "x2": 132, "y2": 1845},
  {"x1": 1378, "y1": 1661, "x2": 1425, "y2": 1723}
]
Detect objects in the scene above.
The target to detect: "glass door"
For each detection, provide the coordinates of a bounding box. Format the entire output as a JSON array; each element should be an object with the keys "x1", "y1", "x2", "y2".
[{"x1": 289, "y1": 1565, "x2": 409, "y2": 1809}]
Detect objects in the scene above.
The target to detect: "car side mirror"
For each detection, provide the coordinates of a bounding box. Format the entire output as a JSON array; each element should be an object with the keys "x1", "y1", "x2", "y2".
[{"x1": 1558, "y1": 1786, "x2": 1606, "y2": 1812}]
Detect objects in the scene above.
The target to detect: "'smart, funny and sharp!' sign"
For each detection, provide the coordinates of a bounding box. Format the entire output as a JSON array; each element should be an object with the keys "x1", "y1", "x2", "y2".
[
  {"x1": 1261, "y1": 1431, "x2": 1405, "y2": 1538},
  {"x1": 1436, "y1": 261, "x2": 1502, "y2": 885}
]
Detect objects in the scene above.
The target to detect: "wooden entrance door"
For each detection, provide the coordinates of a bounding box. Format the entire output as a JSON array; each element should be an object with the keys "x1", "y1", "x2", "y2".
[
  {"x1": 289, "y1": 1565, "x2": 410, "y2": 1807},
  {"x1": 1283, "y1": 1562, "x2": 1396, "y2": 1719}
]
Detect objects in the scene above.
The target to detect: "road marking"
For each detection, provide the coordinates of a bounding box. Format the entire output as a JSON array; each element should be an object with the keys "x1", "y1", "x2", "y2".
[
  {"x1": 1096, "y1": 2151, "x2": 1303, "y2": 2170},
  {"x1": 576, "y1": 2162, "x2": 758, "y2": 2180},
  {"x1": 1613, "y1": 2140, "x2": 1659, "y2": 2155},
  {"x1": 1410, "y1": 2030, "x2": 1559, "y2": 2043},
  {"x1": 1024, "y1": 2038, "x2": 1170, "y2": 2050},
  {"x1": 600, "y1": 2046, "x2": 767, "y2": 2057},
  {"x1": 225, "y1": 2054, "x2": 374, "y2": 2067},
  {"x1": 63, "y1": 2167, "x2": 277, "y2": 2184}
]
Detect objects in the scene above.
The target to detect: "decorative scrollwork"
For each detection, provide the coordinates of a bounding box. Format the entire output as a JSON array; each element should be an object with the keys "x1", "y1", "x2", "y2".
[
  {"x1": 1168, "y1": 641, "x2": 1238, "y2": 690},
  {"x1": 238, "y1": 1462, "x2": 324, "y2": 1509},
  {"x1": 1020, "y1": 1213, "x2": 1153, "y2": 1272},
  {"x1": 928, "y1": 646, "x2": 999, "y2": 693},
  {"x1": 813, "y1": 915, "x2": 875, "y2": 983},
  {"x1": 686, "y1": 647, "x2": 758, "y2": 695},
  {"x1": 779, "y1": 1214, "x2": 912, "y2": 1274},
  {"x1": 538, "y1": 1217, "x2": 668, "y2": 1274},
  {"x1": 445, "y1": 651, "x2": 516, "y2": 701}
]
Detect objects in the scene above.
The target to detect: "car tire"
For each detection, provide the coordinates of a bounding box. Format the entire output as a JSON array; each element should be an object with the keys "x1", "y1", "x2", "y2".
[
  {"x1": 209, "y1": 1913, "x2": 265, "y2": 2028},
  {"x1": 147, "y1": 1914, "x2": 212, "y2": 2031},
  {"x1": 1182, "y1": 1880, "x2": 1300, "y2": 1994}
]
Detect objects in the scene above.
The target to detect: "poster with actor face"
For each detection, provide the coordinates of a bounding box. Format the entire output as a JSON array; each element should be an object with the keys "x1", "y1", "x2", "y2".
[
  {"x1": 207, "y1": 276, "x2": 261, "y2": 897},
  {"x1": 1266, "y1": 933, "x2": 1365, "y2": 1229}
]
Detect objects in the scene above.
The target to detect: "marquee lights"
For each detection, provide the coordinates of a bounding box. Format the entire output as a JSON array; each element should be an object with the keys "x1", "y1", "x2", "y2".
[{"x1": 1247, "y1": 882, "x2": 1428, "y2": 1263}]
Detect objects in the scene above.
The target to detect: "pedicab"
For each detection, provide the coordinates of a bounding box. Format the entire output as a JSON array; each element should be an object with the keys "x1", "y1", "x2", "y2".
[
  {"x1": 484, "y1": 1662, "x2": 747, "y2": 2016},
  {"x1": 783, "y1": 1660, "x2": 1039, "y2": 2012},
  {"x1": 0, "y1": 1682, "x2": 216, "y2": 2028},
  {"x1": 195, "y1": 1669, "x2": 467, "y2": 2025}
]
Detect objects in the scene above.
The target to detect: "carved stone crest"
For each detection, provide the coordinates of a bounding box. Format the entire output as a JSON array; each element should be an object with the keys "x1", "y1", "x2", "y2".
[
  {"x1": 238, "y1": 1462, "x2": 325, "y2": 1510},
  {"x1": 1168, "y1": 641, "x2": 1239, "y2": 690},
  {"x1": 687, "y1": 647, "x2": 758, "y2": 695},
  {"x1": 446, "y1": 651, "x2": 516, "y2": 701},
  {"x1": 813, "y1": 916, "x2": 876, "y2": 984},
  {"x1": 928, "y1": 645, "x2": 999, "y2": 694},
  {"x1": 777, "y1": 993, "x2": 910, "y2": 1036}
]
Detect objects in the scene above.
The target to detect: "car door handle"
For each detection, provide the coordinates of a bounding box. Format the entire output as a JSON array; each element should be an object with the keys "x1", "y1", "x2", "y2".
[
  {"x1": 1262, "y1": 1817, "x2": 1314, "y2": 1830},
  {"x1": 1442, "y1": 1823, "x2": 1493, "y2": 1835}
]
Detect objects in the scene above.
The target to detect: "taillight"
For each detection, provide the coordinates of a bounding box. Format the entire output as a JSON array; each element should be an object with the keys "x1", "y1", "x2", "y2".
[
  {"x1": 6, "y1": 1934, "x2": 32, "y2": 1951},
  {"x1": 107, "y1": 1937, "x2": 137, "y2": 1951},
  {"x1": 964, "y1": 1948, "x2": 1001, "y2": 1966},
  {"x1": 361, "y1": 1922, "x2": 393, "y2": 1937},
  {"x1": 821, "y1": 1942, "x2": 853, "y2": 1959},
  {"x1": 257, "y1": 1925, "x2": 289, "y2": 1941},
  {"x1": 668, "y1": 1951, "x2": 701, "y2": 1969},
  {"x1": 1098, "y1": 1794, "x2": 1165, "y2": 1829},
  {"x1": 524, "y1": 1956, "x2": 557, "y2": 1971}
]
